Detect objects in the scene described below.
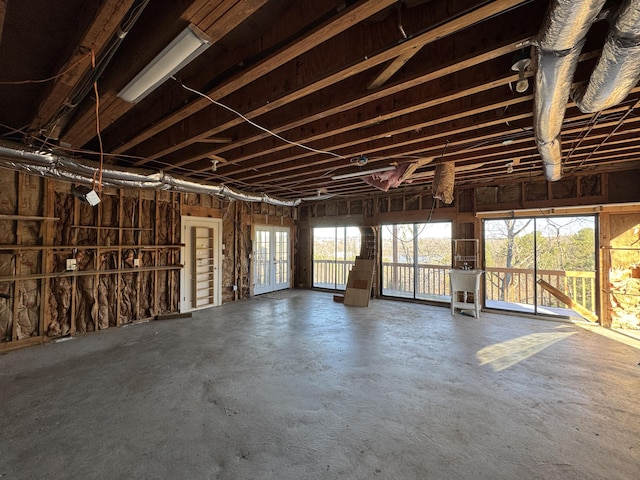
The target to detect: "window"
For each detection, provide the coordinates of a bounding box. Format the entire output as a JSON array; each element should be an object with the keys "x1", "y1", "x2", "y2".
[
  {"x1": 381, "y1": 222, "x2": 452, "y2": 300},
  {"x1": 484, "y1": 215, "x2": 597, "y2": 317},
  {"x1": 313, "y1": 227, "x2": 361, "y2": 290}
]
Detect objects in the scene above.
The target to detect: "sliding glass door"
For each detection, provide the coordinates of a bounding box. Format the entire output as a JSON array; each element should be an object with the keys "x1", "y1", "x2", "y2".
[
  {"x1": 484, "y1": 216, "x2": 596, "y2": 318},
  {"x1": 312, "y1": 227, "x2": 361, "y2": 290},
  {"x1": 381, "y1": 222, "x2": 452, "y2": 301}
]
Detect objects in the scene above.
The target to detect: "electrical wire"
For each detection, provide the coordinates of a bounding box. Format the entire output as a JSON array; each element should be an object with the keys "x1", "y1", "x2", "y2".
[
  {"x1": 569, "y1": 98, "x2": 640, "y2": 173},
  {"x1": 90, "y1": 50, "x2": 104, "y2": 193},
  {"x1": 172, "y1": 77, "x2": 348, "y2": 161},
  {"x1": 383, "y1": 200, "x2": 438, "y2": 244},
  {"x1": 563, "y1": 111, "x2": 601, "y2": 166},
  {"x1": 0, "y1": 52, "x2": 92, "y2": 85},
  {"x1": 0, "y1": 121, "x2": 192, "y2": 174}
]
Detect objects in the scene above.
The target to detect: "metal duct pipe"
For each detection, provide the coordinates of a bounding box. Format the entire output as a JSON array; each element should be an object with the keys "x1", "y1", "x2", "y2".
[
  {"x1": 0, "y1": 141, "x2": 301, "y2": 207},
  {"x1": 573, "y1": 0, "x2": 640, "y2": 113},
  {"x1": 534, "y1": 40, "x2": 584, "y2": 144},
  {"x1": 534, "y1": 0, "x2": 607, "y2": 181},
  {"x1": 537, "y1": 138, "x2": 563, "y2": 181}
]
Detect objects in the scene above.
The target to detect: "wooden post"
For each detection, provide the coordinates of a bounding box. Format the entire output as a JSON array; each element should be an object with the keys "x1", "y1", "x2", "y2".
[
  {"x1": 154, "y1": 190, "x2": 159, "y2": 316},
  {"x1": 11, "y1": 249, "x2": 20, "y2": 341},
  {"x1": 170, "y1": 192, "x2": 178, "y2": 311},
  {"x1": 135, "y1": 190, "x2": 142, "y2": 321},
  {"x1": 40, "y1": 179, "x2": 56, "y2": 336},
  {"x1": 116, "y1": 189, "x2": 123, "y2": 325},
  {"x1": 599, "y1": 212, "x2": 611, "y2": 328},
  {"x1": 94, "y1": 190, "x2": 102, "y2": 330},
  {"x1": 70, "y1": 195, "x2": 79, "y2": 335}
]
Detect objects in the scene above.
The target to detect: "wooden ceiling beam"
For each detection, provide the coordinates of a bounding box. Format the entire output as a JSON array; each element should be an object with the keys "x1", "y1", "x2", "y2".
[
  {"x1": 192, "y1": 64, "x2": 523, "y2": 173},
  {"x1": 180, "y1": 86, "x2": 533, "y2": 180},
  {"x1": 108, "y1": 0, "x2": 399, "y2": 156},
  {"x1": 181, "y1": 49, "x2": 609, "y2": 183},
  {"x1": 241, "y1": 133, "x2": 640, "y2": 196},
  {"x1": 124, "y1": 0, "x2": 411, "y2": 161},
  {"x1": 212, "y1": 99, "x2": 640, "y2": 188},
  {"x1": 27, "y1": 0, "x2": 137, "y2": 135},
  {"x1": 128, "y1": 0, "x2": 534, "y2": 164},
  {"x1": 190, "y1": 96, "x2": 537, "y2": 190},
  {"x1": 367, "y1": 45, "x2": 423, "y2": 91},
  {"x1": 60, "y1": 0, "x2": 269, "y2": 148},
  {"x1": 161, "y1": 27, "x2": 537, "y2": 170},
  {"x1": 99, "y1": 0, "x2": 343, "y2": 153},
  {"x1": 0, "y1": 0, "x2": 6, "y2": 47}
]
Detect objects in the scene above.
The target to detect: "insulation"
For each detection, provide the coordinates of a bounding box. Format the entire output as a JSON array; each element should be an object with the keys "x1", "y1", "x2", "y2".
[
  {"x1": 75, "y1": 250, "x2": 96, "y2": 333},
  {"x1": 0, "y1": 172, "x2": 15, "y2": 342},
  {"x1": 362, "y1": 163, "x2": 411, "y2": 192},
  {"x1": 534, "y1": 0, "x2": 606, "y2": 181},
  {"x1": 0, "y1": 140, "x2": 302, "y2": 207},
  {"x1": 0, "y1": 173, "x2": 182, "y2": 348},
  {"x1": 48, "y1": 192, "x2": 74, "y2": 337},
  {"x1": 537, "y1": 0, "x2": 606, "y2": 51},
  {"x1": 573, "y1": 0, "x2": 640, "y2": 113},
  {"x1": 432, "y1": 162, "x2": 455, "y2": 204}
]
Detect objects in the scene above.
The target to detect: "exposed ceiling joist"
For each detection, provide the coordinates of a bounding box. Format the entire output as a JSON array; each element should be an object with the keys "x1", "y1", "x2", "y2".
[
  {"x1": 59, "y1": 0, "x2": 270, "y2": 149},
  {"x1": 110, "y1": 0, "x2": 399, "y2": 157},
  {"x1": 0, "y1": 0, "x2": 6, "y2": 47},
  {"x1": 128, "y1": 0, "x2": 531, "y2": 166},
  {"x1": 2, "y1": 0, "x2": 640, "y2": 201},
  {"x1": 28, "y1": 0, "x2": 139, "y2": 136}
]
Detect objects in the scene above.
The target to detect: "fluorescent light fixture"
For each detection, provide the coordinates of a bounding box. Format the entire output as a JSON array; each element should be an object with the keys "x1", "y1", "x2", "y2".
[
  {"x1": 118, "y1": 24, "x2": 210, "y2": 103},
  {"x1": 331, "y1": 166, "x2": 395, "y2": 180}
]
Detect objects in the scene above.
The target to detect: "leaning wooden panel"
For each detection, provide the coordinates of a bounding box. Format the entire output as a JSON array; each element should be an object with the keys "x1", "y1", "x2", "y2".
[{"x1": 344, "y1": 259, "x2": 375, "y2": 307}]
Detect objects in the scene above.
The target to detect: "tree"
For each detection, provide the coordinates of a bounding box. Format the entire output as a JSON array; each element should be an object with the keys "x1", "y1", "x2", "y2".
[{"x1": 485, "y1": 219, "x2": 533, "y2": 300}]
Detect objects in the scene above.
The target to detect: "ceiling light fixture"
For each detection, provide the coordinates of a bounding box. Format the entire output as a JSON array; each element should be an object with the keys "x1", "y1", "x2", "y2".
[
  {"x1": 331, "y1": 166, "x2": 395, "y2": 180},
  {"x1": 511, "y1": 57, "x2": 531, "y2": 94},
  {"x1": 118, "y1": 24, "x2": 211, "y2": 103}
]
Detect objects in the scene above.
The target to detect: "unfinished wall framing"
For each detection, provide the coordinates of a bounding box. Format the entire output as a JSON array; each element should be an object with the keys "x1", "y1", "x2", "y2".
[
  {"x1": 298, "y1": 169, "x2": 640, "y2": 331},
  {"x1": 0, "y1": 172, "x2": 182, "y2": 352},
  {"x1": 182, "y1": 194, "x2": 298, "y2": 302}
]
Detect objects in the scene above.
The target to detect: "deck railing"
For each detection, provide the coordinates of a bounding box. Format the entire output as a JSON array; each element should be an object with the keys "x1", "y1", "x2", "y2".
[
  {"x1": 313, "y1": 260, "x2": 596, "y2": 314},
  {"x1": 312, "y1": 259, "x2": 355, "y2": 289},
  {"x1": 484, "y1": 267, "x2": 596, "y2": 312},
  {"x1": 381, "y1": 262, "x2": 451, "y2": 298}
]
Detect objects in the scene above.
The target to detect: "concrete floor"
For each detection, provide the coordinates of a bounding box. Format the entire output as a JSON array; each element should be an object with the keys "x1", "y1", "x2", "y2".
[{"x1": 1, "y1": 290, "x2": 639, "y2": 480}]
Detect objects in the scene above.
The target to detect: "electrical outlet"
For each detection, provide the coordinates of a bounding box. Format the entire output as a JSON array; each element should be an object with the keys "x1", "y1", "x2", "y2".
[
  {"x1": 133, "y1": 258, "x2": 140, "y2": 267},
  {"x1": 232, "y1": 285, "x2": 238, "y2": 291},
  {"x1": 66, "y1": 259, "x2": 77, "y2": 271}
]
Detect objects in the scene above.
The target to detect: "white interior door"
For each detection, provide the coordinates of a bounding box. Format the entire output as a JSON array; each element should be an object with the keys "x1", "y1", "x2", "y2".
[
  {"x1": 181, "y1": 216, "x2": 222, "y2": 312},
  {"x1": 254, "y1": 225, "x2": 290, "y2": 295}
]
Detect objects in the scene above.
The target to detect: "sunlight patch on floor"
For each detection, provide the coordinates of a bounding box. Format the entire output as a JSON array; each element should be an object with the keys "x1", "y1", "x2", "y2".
[
  {"x1": 477, "y1": 331, "x2": 577, "y2": 372},
  {"x1": 577, "y1": 323, "x2": 640, "y2": 350}
]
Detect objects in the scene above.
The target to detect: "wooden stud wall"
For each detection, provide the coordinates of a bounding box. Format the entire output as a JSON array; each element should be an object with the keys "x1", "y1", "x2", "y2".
[
  {"x1": 298, "y1": 169, "x2": 640, "y2": 331},
  {"x1": 0, "y1": 176, "x2": 182, "y2": 352}
]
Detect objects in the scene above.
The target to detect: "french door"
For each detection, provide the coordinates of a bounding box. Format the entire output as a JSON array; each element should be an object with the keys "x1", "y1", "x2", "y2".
[{"x1": 253, "y1": 226, "x2": 290, "y2": 295}]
